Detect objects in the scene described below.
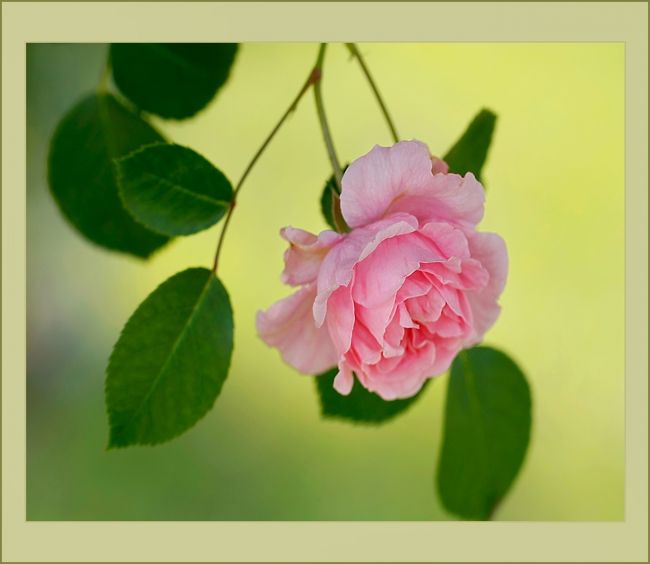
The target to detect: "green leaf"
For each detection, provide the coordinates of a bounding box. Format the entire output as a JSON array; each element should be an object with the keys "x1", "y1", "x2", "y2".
[
  {"x1": 319, "y1": 164, "x2": 349, "y2": 230},
  {"x1": 444, "y1": 108, "x2": 497, "y2": 182},
  {"x1": 106, "y1": 268, "x2": 234, "y2": 447},
  {"x1": 320, "y1": 176, "x2": 337, "y2": 230},
  {"x1": 315, "y1": 367, "x2": 430, "y2": 424},
  {"x1": 118, "y1": 143, "x2": 233, "y2": 236},
  {"x1": 110, "y1": 43, "x2": 238, "y2": 119},
  {"x1": 436, "y1": 346, "x2": 531, "y2": 520},
  {"x1": 48, "y1": 93, "x2": 169, "y2": 258}
]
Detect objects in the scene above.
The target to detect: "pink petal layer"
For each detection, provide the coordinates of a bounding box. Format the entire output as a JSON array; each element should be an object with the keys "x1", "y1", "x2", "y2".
[
  {"x1": 326, "y1": 285, "x2": 355, "y2": 354},
  {"x1": 465, "y1": 232, "x2": 508, "y2": 344},
  {"x1": 313, "y1": 213, "x2": 418, "y2": 326},
  {"x1": 356, "y1": 342, "x2": 438, "y2": 400},
  {"x1": 256, "y1": 284, "x2": 338, "y2": 374},
  {"x1": 281, "y1": 227, "x2": 343, "y2": 286},
  {"x1": 352, "y1": 231, "x2": 443, "y2": 308},
  {"x1": 333, "y1": 362, "x2": 354, "y2": 395},
  {"x1": 340, "y1": 140, "x2": 485, "y2": 230}
]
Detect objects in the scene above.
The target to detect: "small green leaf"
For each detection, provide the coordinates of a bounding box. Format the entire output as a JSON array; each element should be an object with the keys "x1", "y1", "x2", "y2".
[
  {"x1": 320, "y1": 176, "x2": 337, "y2": 230},
  {"x1": 315, "y1": 368, "x2": 430, "y2": 424},
  {"x1": 110, "y1": 43, "x2": 238, "y2": 119},
  {"x1": 320, "y1": 164, "x2": 349, "y2": 230},
  {"x1": 436, "y1": 346, "x2": 531, "y2": 520},
  {"x1": 118, "y1": 143, "x2": 233, "y2": 236},
  {"x1": 444, "y1": 109, "x2": 497, "y2": 182},
  {"x1": 106, "y1": 268, "x2": 234, "y2": 447},
  {"x1": 48, "y1": 93, "x2": 169, "y2": 258}
]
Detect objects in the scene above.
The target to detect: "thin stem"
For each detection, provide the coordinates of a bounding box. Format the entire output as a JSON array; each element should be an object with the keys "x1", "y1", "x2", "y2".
[
  {"x1": 313, "y1": 44, "x2": 348, "y2": 233},
  {"x1": 313, "y1": 44, "x2": 344, "y2": 191},
  {"x1": 345, "y1": 43, "x2": 399, "y2": 143},
  {"x1": 212, "y1": 67, "x2": 321, "y2": 273}
]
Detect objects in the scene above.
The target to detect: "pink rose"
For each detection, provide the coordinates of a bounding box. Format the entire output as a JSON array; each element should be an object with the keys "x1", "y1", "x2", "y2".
[{"x1": 257, "y1": 140, "x2": 507, "y2": 400}]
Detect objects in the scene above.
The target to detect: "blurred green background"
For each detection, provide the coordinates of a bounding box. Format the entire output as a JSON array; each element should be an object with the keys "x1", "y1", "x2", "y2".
[{"x1": 27, "y1": 43, "x2": 624, "y2": 520}]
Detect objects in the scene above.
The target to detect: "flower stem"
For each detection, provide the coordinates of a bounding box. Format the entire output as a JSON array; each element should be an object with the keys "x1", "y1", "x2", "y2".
[
  {"x1": 313, "y1": 44, "x2": 349, "y2": 233},
  {"x1": 345, "y1": 43, "x2": 399, "y2": 143},
  {"x1": 313, "y1": 44, "x2": 343, "y2": 190},
  {"x1": 211, "y1": 64, "x2": 321, "y2": 273}
]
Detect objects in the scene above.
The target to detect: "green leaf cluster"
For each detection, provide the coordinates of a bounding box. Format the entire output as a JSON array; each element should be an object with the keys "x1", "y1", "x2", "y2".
[
  {"x1": 48, "y1": 43, "x2": 238, "y2": 258},
  {"x1": 48, "y1": 44, "x2": 240, "y2": 447},
  {"x1": 48, "y1": 93, "x2": 169, "y2": 257}
]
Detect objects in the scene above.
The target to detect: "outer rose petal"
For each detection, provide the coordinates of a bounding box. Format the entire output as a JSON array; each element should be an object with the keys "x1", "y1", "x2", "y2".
[
  {"x1": 340, "y1": 141, "x2": 434, "y2": 228},
  {"x1": 388, "y1": 172, "x2": 485, "y2": 231},
  {"x1": 464, "y1": 232, "x2": 508, "y2": 344},
  {"x1": 340, "y1": 140, "x2": 485, "y2": 230},
  {"x1": 333, "y1": 362, "x2": 354, "y2": 395},
  {"x1": 280, "y1": 227, "x2": 342, "y2": 286},
  {"x1": 431, "y1": 156, "x2": 449, "y2": 175},
  {"x1": 256, "y1": 284, "x2": 338, "y2": 374}
]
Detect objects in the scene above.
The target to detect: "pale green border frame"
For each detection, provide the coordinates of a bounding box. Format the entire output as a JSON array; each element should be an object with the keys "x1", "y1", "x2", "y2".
[{"x1": 2, "y1": 2, "x2": 647, "y2": 562}]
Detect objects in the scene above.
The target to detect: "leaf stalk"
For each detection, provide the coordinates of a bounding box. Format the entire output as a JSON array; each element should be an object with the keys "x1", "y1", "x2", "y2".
[{"x1": 212, "y1": 57, "x2": 322, "y2": 272}]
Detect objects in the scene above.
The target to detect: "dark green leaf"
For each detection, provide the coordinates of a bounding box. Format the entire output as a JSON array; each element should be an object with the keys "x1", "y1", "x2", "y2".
[
  {"x1": 110, "y1": 43, "x2": 238, "y2": 119},
  {"x1": 118, "y1": 143, "x2": 233, "y2": 236},
  {"x1": 444, "y1": 109, "x2": 497, "y2": 182},
  {"x1": 106, "y1": 268, "x2": 234, "y2": 447},
  {"x1": 320, "y1": 176, "x2": 337, "y2": 230},
  {"x1": 436, "y1": 346, "x2": 531, "y2": 520},
  {"x1": 48, "y1": 93, "x2": 169, "y2": 258},
  {"x1": 320, "y1": 164, "x2": 349, "y2": 230},
  {"x1": 315, "y1": 367, "x2": 430, "y2": 424}
]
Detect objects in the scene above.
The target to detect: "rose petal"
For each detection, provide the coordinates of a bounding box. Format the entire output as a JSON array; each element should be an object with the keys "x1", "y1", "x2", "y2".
[
  {"x1": 326, "y1": 285, "x2": 355, "y2": 354},
  {"x1": 406, "y1": 289, "x2": 446, "y2": 324},
  {"x1": 280, "y1": 227, "x2": 343, "y2": 286},
  {"x1": 340, "y1": 140, "x2": 485, "y2": 230},
  {"x1": 396, "y1": 271, "x2": 432, "y2": 302},
  {"x1": 355, "y1": 299, "x2": 396, "y2": 345},
  {"x1": 340, "y1": 140, "x2": 434, "y2": 229},
  {"x1": 398, "y1": 303, "x2": 418, "y2": 329},
  {"x1": 465, "y1": 232, "x2": 508, "y2": 343},
  {"x1": 350, "y1": 321, "x2": 382, "y2": 365},
  {"x1": 386, "y1": 173, "x2": 485, "y2": 231},
  {"x1": 421, "y1": 257, "x2": 489, "y2": 290},
  {"x1": 256, "y1": 284, "x2": 338, "y2": 374},
  {"x1": 431, "y1": 156, "x2": 449, "y2": 175},
  {"x1": 419, "y1": 221, "x2": 471, "y2": 258},
  {"x1": 352, "y1": 232, "x2": 443, "y2": 308},
  {"x1": 333, "y1": 362, "x2": 354, "y2": 395},
  {"x1": 313, "y1": 213, "x2": 418, "y2": 326},
  {"x1": 359, "y1": 342, "x2": 438, "y2": 400}
]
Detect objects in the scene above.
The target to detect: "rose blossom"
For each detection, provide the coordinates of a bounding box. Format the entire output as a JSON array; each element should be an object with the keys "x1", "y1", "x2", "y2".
[{"x1": 256, "y1": 140, "x2": 507, "y2": 400}]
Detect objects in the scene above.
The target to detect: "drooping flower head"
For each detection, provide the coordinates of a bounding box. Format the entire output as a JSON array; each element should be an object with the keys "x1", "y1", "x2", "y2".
[{"x1": 257, "y1": 140, "x2": 507, "y2": 400}]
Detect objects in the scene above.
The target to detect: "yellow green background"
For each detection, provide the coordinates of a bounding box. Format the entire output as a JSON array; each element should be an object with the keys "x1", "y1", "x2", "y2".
[{"x1": 27, "y1": 43, "x2": 624, "y2": 520}]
